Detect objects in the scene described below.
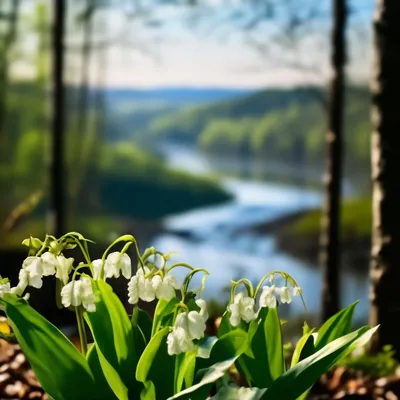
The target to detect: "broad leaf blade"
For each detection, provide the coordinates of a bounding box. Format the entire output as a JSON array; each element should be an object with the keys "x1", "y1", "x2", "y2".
[
  {"x1": 85, "y1": 281, "x2": 138, "y2": 397},
  {"x1": 136, "y1": 327, "x2": 176, "y2": 399},
  {"x1": 240, "y1": 307, "x2": 285, "y2": 388},
  {"x1": 168, "y1": 358, "x2": 239, "y2": 400},
  {"x1": 263, "y1": 326, "x2": 378, "y2": 400},
  {"x1": 315, "y1": 301, "x2": 358, "y2": 351},
  {"x1": 2, "y1": 295, "x2": 97, "y2": 400}
]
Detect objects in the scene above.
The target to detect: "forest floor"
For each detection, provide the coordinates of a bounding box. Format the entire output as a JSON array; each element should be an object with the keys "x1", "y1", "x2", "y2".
[{"x1": 2, "y1": 338, "x2": 400, "y2": 400}]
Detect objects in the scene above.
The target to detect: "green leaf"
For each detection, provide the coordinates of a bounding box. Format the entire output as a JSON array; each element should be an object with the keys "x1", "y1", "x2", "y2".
[
  {"x1": 291, "y1": 326, "x2": 315, "y2": 367},
  {"x1": 197, "y1": 329, "x2": 249, "y2": 370},
  {"x1": 314, "y1": 301, "x2": 358, "y2": 351},
  {"x1": 86, "y1": 345, "x2": 117, "y2": 399},
  {"x1": 263, "y1": 326, "x2": 378, "y2": 400},
  {"x1": 94, "y1": 345, "x2": 129, "y2": 400},
  {"x1": 152, "y1": 297, "x2": 179, "y2": 336},
  {"x1": 136, "y1": 327, "x2": 176, "y2": 399},
  {"x1": 217, "y1": 311, "x2": 231, "y2": 337},
  {"x1": 85, "y1": 280, "x2": 138, "y2": 398},
  {"x1": 175, "y1": 348, "x2": 197, "y2": 392},
  {"x1": 1, "y1": 294, "x2": 97, "y2": 400},
  {"x1": 168, "y1": 358, "x2": 238, "y2": 400},
  {"x1": 240, "y1": 307, "x2": 285, "y2": 388},
  {"x1": 131, "y1": 306, "x2": 153, "y2": 356}
]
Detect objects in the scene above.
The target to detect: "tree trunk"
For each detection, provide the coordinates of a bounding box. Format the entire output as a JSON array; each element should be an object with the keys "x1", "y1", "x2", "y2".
[
  {"x1": 369, "y1": 0, "x2": 400, "y2": 357},
  {"x1": 0, "y1": 0, "x2": 20, "y2": 143},
  {"x1": 47, "y1": 0, "x2": 66, "y2": 237},
  {"x1": 320, "y1": 0, "x2": 347, "y2": 321}
]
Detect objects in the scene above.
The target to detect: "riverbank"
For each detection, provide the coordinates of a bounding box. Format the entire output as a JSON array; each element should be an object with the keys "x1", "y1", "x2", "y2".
[{"x1": 247, "y1": 197, "x2": 371, "y2": 273}]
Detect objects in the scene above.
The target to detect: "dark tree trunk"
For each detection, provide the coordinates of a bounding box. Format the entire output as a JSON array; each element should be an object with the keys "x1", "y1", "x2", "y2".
[
  {"x1": 0, "y1": 0, "x2": 20, "y2": 142},
  {"x1": 48, "y1": 0, "x2": 66, "y2": 237},
  {"x1": 76, "y1": 2, "x2": 95, "y2": 137},
  {"x1": 320, "y1": 0, "x2": 347, "y2": 320},
  {"x1": 369, "y1": 0, "x2": 400, "y2": 357}
]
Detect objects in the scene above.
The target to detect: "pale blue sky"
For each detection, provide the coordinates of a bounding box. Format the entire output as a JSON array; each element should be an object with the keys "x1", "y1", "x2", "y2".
[{"x1": 14, "y1": 0, "x2": 373, "y2": 89}]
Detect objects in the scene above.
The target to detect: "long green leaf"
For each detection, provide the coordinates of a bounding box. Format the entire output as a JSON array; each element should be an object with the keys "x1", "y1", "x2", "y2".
[
  {"x1": 314, "y1": 301, "x2": 358, "y2": 351},
  {"x1": 85, "y1": 280, "x2": 138, "y2": 397},
  {"x1": 86, "y1": 345, "x2": 117, "y2": 400},
  {"x1": 167, "y1": 358, "x2": 239, "y2": 400},
  {"x1": 152, "y1": 297, "x2": 179, "y2": 336},
  {"x1": 240, "y1": 307, "x2": 284, "y2": 388},
  {"x1": 1, "y1": 294, "x2": 97, "y2": 400},
  {"x1": 136, "y1": 327, "x2": 176, "y2": 400},
  {"x1": 263, "y1": 325, "x2": 378, "y2": 400},
  {"x1": 290, "y1": 327, "x2": 315, "y2": 368}
]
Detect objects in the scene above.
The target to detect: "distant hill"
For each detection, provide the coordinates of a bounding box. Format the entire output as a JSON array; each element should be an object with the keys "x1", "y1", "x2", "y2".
[
  {"x1": 146, "y1": 86, "x2": 326, "y2": 143},
  {"x1": 105, "y1": 87, "x2": 252, "y2": 109},
  {"x1": 102, "y1": 86, "x2": 252, "y2": 141}
]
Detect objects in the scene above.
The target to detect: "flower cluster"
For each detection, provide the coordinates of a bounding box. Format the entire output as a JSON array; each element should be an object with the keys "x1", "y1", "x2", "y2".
[
  {"x1": 228, "y1": 277, "x2": 302, "y2": 327},
  {"x1": 3, "y1": 234, "x2": 184, "y2": 314},
  {"x1": 167, "y1": 299, "x2": 208, "y2": 355},
  {"x1": 127, "y1": 267, "x2": 181, "y2": 305}
]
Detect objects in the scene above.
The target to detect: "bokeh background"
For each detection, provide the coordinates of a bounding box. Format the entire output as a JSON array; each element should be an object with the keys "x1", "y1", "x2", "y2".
[{"x1": 0, "y1": 0, "x2": 373, "y2": 327}]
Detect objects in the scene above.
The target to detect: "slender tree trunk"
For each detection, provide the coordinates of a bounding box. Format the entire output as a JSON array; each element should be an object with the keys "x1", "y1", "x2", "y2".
[
  {"x1": 369, "y1": 0, "x2": 400, "y2": 356},
  {"x1": 48, "y1": 0, "x2": 66, "y2": 237},
  {"x1": 0, "y1": 0, "x2": 20, "y2": 143},
  {"x1": 70, "y1": 1, "x2": 95, "y2": 220},
  {"x1": 320, "y1": 0, "x2": 347, "y2": 320}
]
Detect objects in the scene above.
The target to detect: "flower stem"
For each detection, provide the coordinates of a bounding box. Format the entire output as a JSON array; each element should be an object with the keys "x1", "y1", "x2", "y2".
[{"x1": 75, "y1": 306, "x2": 88, "y2": 356}]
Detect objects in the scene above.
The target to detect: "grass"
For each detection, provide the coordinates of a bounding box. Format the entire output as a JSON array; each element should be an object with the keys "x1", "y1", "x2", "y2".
[{"x1": 288, "y1": 197, "x2": 372, "y2": 240}]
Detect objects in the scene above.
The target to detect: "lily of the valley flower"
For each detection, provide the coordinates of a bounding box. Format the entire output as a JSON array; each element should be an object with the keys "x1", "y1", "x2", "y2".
[
  {"x1": 152, "y1": 274, "x2": 181, "y2": 300},
  {"x1": 41, "y1": 252, "x2": 74, "y2": 284},
  {"x1": 259, "y1": 285, "x2": 277, "y2": 309},
  {"x1": 293, "y1": 286, "x2": 302, "y2": 296},
  {"x1": 104, "y1": 252, "x2": 132, "y2": 279},
  {"x1": 277, "y1": 286, "x2": 292, "y2": 304},
  {"x1": 127, "y1": 267, "x2": 155, "y2": 304},
  {"x1": 166, "y1": 327, "x2": 194, "y2": 355},
  {"x1": 61, "y1": 277, "x2": 97, "y2": 312},
  {"x1": 0, "y1": 281, "x2": 11, "y2": 298},
  {"x1": 167, "y1": 299, "x2": 208, "y2": 355},
  {"x1": 228, "y1": 292, "x2": 256, "y2": 327},
  {"x1": 92, "y1": 259, "x2": 103, "y2": 280},
  {"x1": 209, "y1": 386, "x2": 265, "y2": 400}
]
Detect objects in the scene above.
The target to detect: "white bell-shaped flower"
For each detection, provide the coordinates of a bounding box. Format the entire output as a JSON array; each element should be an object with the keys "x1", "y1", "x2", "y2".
[
  {"x1": 210, "y1": 386, "x2": 264, "y2": 400},
  {"x1": 0, "y1": 281, "x2": 11, "y2": 298},
  {"x1": 40, "y1": 252, "x2": 74, "y2": 284},
  {"x1": 196, "y1": 299, "x2": 209, "y2": 322},
  {"x1": 277, "y1": 286, "x2": 292, "y2": 304},
  {"x1": 259, "y1": 285, "x2": 277, "y2": 309},
  {"x1": 175, "y1": 309, "x2": 206, "y2": 341},
  {"x1": 61, "y1": 277, "x2": 97, "y2": 312},
  {"x1": 293, "y1": 286, "x2": 302, "y2": 296},
  {"x1": 104, "y1": 252, "x2": 132, "y2": 279},
  {"x1": 92, "y1": 259, "x2": 103, "y2": 280},
  {"x1": 152, "y1": 274, "x2": 181, "y2": 300},
  {"x1": 22, "y1": 257, "x2": 44, "y2": 289},
  {"x1": 167, "y1": 326, "x2": 194, "y2": 355},
  {"x1": 127, "y1": 266, "x2": 155, "y2": 304},
  {"x1": 39, "y1": 252, "x2": 57, "y2": 276},
  {"x1": 228, "y1": 292, "x2": 256, "y2": 327}
]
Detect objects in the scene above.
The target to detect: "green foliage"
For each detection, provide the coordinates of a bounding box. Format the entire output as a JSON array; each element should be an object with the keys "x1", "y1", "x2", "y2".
[
  {"x1": 340, "y1": 345, "x2": 398, "y2": 379},
  {"x1": 288, "y1": 197, "x2": 372, "y2": 240},
  {"x1": 85, "y1": 280, "x2": 139, "y2": 398},
  {"x1": 148, "y1": 86, "x2": 371, "y2": 173},
  {"x1": 1, "y1": 294, "x2": 101, "y2": 400},
  {"x1": 0, "y1": 235, "x2": 378, "y2": 400}
]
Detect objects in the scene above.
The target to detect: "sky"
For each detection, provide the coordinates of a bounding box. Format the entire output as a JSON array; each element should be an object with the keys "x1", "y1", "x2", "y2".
[{"x1": 14, "y1": 0, "x2": 373, "y2": 89}]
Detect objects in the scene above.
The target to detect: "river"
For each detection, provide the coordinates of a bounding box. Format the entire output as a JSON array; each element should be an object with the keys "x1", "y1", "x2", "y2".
[{"x1": 151, "y1": 144, "x2": 369, "y2": 322}]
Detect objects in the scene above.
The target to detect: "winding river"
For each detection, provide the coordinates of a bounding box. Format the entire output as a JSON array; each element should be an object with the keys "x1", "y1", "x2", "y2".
[{"x1": 151, "y1": 144, "x2": 369, "y2": 322}]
